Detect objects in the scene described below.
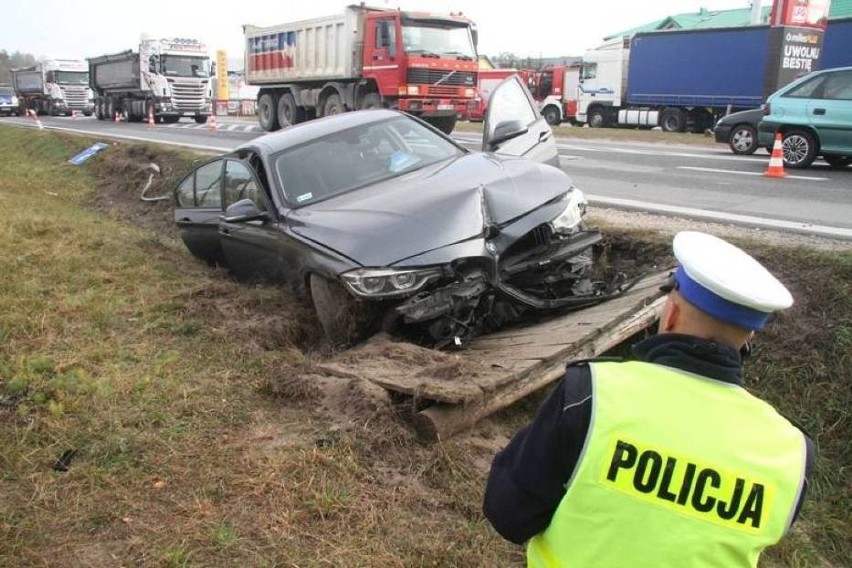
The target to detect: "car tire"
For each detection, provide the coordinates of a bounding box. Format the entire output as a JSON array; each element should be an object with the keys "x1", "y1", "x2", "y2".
[
  {"x1": 427, "y1": 115, "x2": 457, "y2": 134},
  {"x1": 588, "y1": 108, "x2": 606, "y2": 128},
  {"x1": 359, "y1": 92, "x2": 382, "y2": 110},
  {"x1": 823, "y1": 155, "x2": 851, "y2": 168},
  {"x1": 257, "y1": 93, "x2": 279, "y2": 131},
  {"x1": 542, "y1": 105, "x2": 561, "y2": 126},
  {"x1": 277, "y1": 92, "x2": 302, "y2": 127},
  {"x1": 660, "y1": 108, "x2": 686, "y2": 133},
  {"x1": 782, "y1": 129, "x2": 818, "y2": 169},
  {"x1": 309, "y1": 274, "x2": 375, "y2": 347},
  {"x1": 728, "y1": 124, "x2": 758, "y2": 155}
]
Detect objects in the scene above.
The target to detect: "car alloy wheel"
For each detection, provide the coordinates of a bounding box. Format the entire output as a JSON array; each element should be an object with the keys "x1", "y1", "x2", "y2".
[
  {"x1": 729, "y1": 125, "x2": 757, "y2": 155},
  {"x1": 781, "y1": 129, "x2": 817, "y2": 169}
]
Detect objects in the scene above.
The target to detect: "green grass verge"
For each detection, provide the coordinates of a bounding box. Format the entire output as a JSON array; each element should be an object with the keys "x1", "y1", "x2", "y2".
[{"x1": 0, "y1": 125, "x2": 847, "y2": 567}]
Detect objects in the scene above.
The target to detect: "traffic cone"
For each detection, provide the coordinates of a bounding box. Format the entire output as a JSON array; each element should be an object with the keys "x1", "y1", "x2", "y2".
[
  {"x1": 28, "y1": 109, "x2": 44, "y2": 130},
  {"x1": 147, "y1": 108, "x2": 155, "y2": 129},
  {"x1": 207, "y1": 113, "x2": 219, "y2": 131},
  {"x1": 114, "y1": 111, "x2": 120, "y2": 123},
  {"x1": 764, "y1": 133, "x2": 787, "y2": 178}
]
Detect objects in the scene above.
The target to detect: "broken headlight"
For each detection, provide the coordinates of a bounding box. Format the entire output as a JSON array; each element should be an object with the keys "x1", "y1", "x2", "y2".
[
  {"x1": 341, "y1": 267, "x2": 443, "y2": 298},
  {"x1": 549, "y1": 188, "x2": 587, "y2": 235}
]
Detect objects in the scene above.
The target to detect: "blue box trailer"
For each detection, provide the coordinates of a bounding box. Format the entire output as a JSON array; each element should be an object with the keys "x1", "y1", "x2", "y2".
[
  {"x1": 822, "y1": 18, "x2": 852, "y2": 70},
  {"x1": 626, "y1": 26, "x2": 770, "y2": 112},
  {"x1": 583, "y1": 18, "x2": 852, "y2": 132}
]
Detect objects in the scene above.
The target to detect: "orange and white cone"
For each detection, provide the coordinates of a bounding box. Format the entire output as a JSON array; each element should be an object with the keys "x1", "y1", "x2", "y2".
[
  {"x1": 28, "y1": 109, "x2": 44, "y2": 130},
  {"x1": 148, "y1": 108, "x2": 155, "y2": 129},
  {"x1": 114, "y1": 111, "x2": 120, "y2": 123},
  {"x1": 207, "y1": 113, "x2": 219, "y2": 131},
  {"x1": 764, "y1": 133, "x2": 787, "y2": 178}
]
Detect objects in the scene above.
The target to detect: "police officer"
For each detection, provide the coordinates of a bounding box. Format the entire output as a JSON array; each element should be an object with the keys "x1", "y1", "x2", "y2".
[{"x1": 483, "y1": 231, "x2": 814, "y2": 567}]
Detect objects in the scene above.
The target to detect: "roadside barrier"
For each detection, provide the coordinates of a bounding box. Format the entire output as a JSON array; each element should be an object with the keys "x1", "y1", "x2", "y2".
[
  {"x1": 764, "y1": 133, "x2": 787, "y2": 179},
  {"x1": 207, "y1": 113, "x2": 219, "y2": 131}
]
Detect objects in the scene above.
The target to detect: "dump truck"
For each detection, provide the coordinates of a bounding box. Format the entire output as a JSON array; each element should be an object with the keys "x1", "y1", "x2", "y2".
[
  {"x1": 11, "y1": 59, "x2": 93, "y2": 116},
  {"x1": 88, "y1": 37, "x2": 213, "y2": 124},
  {"x1": 243, "y1": 4, "x2": 479, "y2": 134}
]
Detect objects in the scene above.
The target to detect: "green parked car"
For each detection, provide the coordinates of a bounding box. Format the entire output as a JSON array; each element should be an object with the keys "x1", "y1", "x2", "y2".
[{"x1": 758, "y1": 66, "x2": 852, "y2": 169}]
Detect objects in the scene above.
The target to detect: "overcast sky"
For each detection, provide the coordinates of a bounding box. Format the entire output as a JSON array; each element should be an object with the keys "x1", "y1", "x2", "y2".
[{"x1": 5, "y1": 0, "x2": 759, "y2": 61}]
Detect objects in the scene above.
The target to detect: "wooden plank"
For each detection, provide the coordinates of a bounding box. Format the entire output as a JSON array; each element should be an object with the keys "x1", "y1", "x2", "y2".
[{"x1": 414, "y1": 293, "x2": 667, "y2": 440}]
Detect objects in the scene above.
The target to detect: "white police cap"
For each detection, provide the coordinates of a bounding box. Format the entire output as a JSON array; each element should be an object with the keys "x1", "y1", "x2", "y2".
[{"x1": 672, "y1": 231, "x2": 793, "y2": 330}]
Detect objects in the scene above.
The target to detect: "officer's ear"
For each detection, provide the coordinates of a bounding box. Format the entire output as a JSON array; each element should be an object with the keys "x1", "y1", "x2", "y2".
[{"x1": 660, "y1": 295, "x2": 680, "y2": 333}]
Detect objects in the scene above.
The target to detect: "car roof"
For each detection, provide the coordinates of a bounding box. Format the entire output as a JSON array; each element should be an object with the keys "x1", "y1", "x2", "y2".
[{"x1": 238, "y1": 109, "x2": 408, "y2": 155}]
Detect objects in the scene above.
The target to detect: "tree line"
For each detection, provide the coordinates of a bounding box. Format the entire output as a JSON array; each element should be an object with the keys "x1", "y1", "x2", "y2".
[{"x1": 0, "y1": 50, "x2": 38, "y2": 84}]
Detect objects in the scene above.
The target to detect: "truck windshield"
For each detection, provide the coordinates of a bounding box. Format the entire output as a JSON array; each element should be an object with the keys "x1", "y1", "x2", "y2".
[
  {"x1": 54, "y1": 72, "x2": 88, "y2": 85},
  {"x1": 161, "y1": 56, "x2": 209, "y2": 78},
  {"x1": 402, "y1": 23, "x2": 476, "y2": 60}
]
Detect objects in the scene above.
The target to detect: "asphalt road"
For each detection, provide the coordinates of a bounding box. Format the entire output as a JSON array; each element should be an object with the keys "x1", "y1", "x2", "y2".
[{"x1": 3, "y1": 114, "x2": 851, "y2": 239}]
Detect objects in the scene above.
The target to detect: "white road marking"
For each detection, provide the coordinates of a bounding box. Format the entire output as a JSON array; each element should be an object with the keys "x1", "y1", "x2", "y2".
[
  {"x1": 678, "y1": 166, "x2": 828, "y2": 181},
  {"x1": 586, "y1": 194, "x2": 852, "y2": 240},
  {"x1": 20, "y1": 124, "x2": 231, "y2": 153},
  {"x1": 227, "y1": 125, "x2": 239, "y2": 131}
]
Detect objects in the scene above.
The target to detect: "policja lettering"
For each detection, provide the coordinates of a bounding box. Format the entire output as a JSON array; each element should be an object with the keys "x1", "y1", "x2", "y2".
[{"x1": 603, "y1": 439, "x2": 768, "y2": 531}]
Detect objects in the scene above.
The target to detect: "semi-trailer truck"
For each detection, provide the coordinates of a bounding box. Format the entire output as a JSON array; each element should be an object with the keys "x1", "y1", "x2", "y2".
[
  {"x1": 88, "y1": 37, "x2": 212, "y2": 124},
  {"x1": 243, "y1": 4, "x2": 479, "y2": 134},
  {"x1": 575, "y1": 16, "x2": 852, "y2": 132},
  {"x1": 11, "y1": 59, "x2": 94, "y2": 116}
]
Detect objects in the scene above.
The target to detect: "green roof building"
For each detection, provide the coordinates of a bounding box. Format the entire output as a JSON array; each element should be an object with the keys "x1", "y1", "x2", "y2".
[{"x1": 605, "y1": 1, "x2": 852, "y2": 40}]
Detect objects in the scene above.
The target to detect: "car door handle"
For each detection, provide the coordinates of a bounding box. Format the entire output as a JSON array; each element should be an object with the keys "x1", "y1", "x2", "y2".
[
  {"x1": 219, "y1": 227, "x2": 231, "y2": 236},
  {"x1": 539, "y1": 131, "x2": 552, "y2": 142},
  {"x1": 176, "y1": 218, "x2": 192, "y2": 226},
  {"x1": 813, "y1": 108, "x2": 826, "y2": 115}
]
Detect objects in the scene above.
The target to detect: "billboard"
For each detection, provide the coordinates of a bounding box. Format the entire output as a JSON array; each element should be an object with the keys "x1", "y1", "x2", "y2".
[{"x1": 770, "y1": 0, "x2": 832, "y2": 29}]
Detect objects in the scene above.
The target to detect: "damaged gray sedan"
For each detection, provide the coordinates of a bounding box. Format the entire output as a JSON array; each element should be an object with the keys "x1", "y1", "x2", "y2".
[{"x1": 174, "y1": 76, "x2": 624, "y2": 347}]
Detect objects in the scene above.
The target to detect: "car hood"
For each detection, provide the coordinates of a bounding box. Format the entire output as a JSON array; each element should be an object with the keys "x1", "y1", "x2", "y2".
[{"x1": 287, "y1": 153, "x2": 570, "y2": 266}]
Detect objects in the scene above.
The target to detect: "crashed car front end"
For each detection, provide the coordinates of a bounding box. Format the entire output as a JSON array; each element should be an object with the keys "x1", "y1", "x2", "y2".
[{"x1": 337, "y1": 187, "x2": 624, "y2": 348}]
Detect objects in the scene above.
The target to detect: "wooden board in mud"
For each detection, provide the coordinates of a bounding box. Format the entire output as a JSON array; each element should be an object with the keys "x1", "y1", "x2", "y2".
[{"x1": 319, "y1": 269, "x2": 671, "y2": 440}]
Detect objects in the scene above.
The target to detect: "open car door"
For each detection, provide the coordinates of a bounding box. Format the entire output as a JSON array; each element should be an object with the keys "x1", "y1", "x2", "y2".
[{"x1": 482, "y1": 74, "x2": 559, "y2": 167}]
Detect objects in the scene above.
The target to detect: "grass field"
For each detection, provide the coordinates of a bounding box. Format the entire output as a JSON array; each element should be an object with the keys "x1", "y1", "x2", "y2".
[{"x1": 0, "y1": 125, "x2": 848, "y2": 567}]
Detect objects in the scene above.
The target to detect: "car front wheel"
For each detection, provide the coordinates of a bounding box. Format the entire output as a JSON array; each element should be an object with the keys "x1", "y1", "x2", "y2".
[
  {"x1": 309, "y1": 274, "x2": 377, "y2": 347},
  {"x1": 782, "y1": 129, "x2": 818, "y2": 169},
  {"x1": 729, "y1": 124, "x2": 757, "y2": 155}
]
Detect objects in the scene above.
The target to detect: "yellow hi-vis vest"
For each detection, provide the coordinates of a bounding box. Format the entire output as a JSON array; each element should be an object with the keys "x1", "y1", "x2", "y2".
[{"x1": 527, "y1": 361, "x2": 807, "y2": 568}]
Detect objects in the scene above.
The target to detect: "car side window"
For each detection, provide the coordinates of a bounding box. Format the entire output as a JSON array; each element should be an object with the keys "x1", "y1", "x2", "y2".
[
  {"x1": 224, "y1": 160, "x2": 267, "y2": 209},
  {"x1": 785, "y1": 75, "x2": 826, "y2": 99},
  {"x1": 823, "y1": 71, "x2": 852, "y2": 101},
  {"x1": 175, "y1": 174, "x2": 195, "y2": 207},
  {"x1": 195, "y1": 160, "x2": 225, "y2": 208}
]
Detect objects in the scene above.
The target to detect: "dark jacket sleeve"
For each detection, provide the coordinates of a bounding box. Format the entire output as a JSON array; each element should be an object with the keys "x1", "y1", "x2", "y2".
[{"x1": 483, "y1": 363, "x2": 593, "y2": 544}]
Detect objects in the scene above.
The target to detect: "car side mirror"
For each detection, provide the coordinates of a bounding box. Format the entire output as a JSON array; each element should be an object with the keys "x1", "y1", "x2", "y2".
[
  {"x1": 489, "y1": 120, "x2": 529, "y2": 149},
  {"x1": 222, "y1": 198, "x2": 269, "y2": 223}
]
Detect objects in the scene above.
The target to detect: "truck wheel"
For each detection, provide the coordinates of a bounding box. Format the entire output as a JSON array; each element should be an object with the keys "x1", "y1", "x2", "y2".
[
  {"x1": 588, "y1": 108, "x2": 606, "y2": 128},
  {"x1": 782, "y1": 129, "x2": 818, "y2": 169},
  {"x1": 542, "y1": 105, "x2": 561, "y2": 126},
  {"x1": 194, "y1": 115, "x2": 208, "y2": 124},
  {"x1": 427, "y1": 115, "x2": 457, "y2": 134},
  {"x1": 323, "y1": 94, "x2": 344, "y2": 117},
  {"x1": 277, "y1": 92, "x2": 302, "y2": 127},
  {"x1": 162, "y1": 116, "x2": 180, "y2": 124},
  {"x1": 359, "y1": 92, "x2": 382, "y2": 110},
  {"x1": 728, "y1": 124, "x2": 757, "y2": 155},
  {"x1": 660, "y1": 108, "x2": 686, "y2": 132},
  {"x1": 309, "y1": 274, "x2": 376, "y2": 347},
  {"x1": 257, "y1": 93, "x2": 279, "y2": 131}
]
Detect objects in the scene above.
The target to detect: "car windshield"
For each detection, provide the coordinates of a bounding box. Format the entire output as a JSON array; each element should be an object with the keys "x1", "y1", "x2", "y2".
[
  {"x1": 54, "y1": 71, "x2": 88, "y2": 84},
  {"x1": 402, "y1": 22, "x2": 476, "y2": 59},
  {"x1": 273, "y1": 115, "x2": 465, "y2": 207},
  {"x1": 161, "y1": 56, "x2": 209, "y2": 77}
]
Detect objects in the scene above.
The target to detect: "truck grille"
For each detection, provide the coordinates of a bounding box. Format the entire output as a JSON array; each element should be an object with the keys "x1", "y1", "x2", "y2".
[
  {"x1": 168, "y1": 79, "x2": 206, "y2": 111},
  {"x1": 407, "y1": 69, "x2": 476, "y2": 88},
  {"x1": 60, "y1": 86, "x2": 89, "y2": 109}
]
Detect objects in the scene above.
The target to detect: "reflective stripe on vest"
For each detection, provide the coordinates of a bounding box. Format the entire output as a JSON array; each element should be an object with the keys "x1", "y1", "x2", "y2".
[{"x1": 527, "y1": 361, "x2": 806, "y2": 568}]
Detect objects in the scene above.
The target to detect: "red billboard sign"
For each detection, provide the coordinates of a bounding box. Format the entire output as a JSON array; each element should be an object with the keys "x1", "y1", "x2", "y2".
[{"x1": 770, "y1": 0, "x2": 832, "y2": 29}]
